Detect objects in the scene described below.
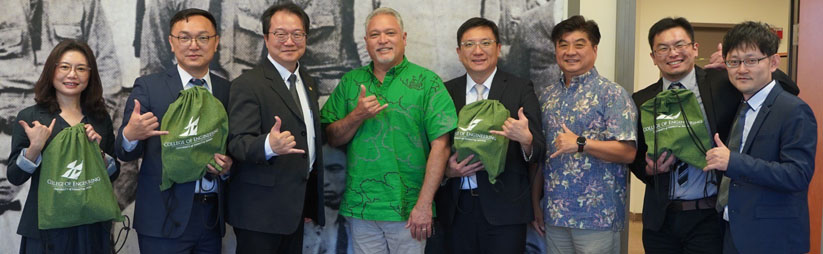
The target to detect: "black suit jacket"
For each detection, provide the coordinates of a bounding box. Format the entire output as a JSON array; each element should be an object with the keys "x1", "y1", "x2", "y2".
[
  {"x1": 226, "y1": 60, "x2": 324, "y2": 235},
  {"x1": 629, "y1": 67, "x2": 798, "y2": 231},
  {"x1": 435, "y1": 70, "x2": 545, "y2": 226},
  {"x1": 8, "y1": 104, "x2": 119, "y2": 238},
  {"x1": 724, "y1": 84, "x2": 815, "y2": 254},
  {"x1": 115, "y1": 68, "x2": 231, "y2": 238}
]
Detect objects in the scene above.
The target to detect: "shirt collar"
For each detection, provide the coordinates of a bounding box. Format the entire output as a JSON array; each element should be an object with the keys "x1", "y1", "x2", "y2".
[
  {"x1": 367, "y1": 56, "x2": 409, "y2": 77},
  {"x1": 662, "y1": 67, "x2": 697, "y2": 90},
  {"x1": 177, "y1": 64, "x2": 212, "y2": 91},
  {"x1": 744, "y1": 79, "x2": 776, "y2": 112},
  {"x1": 465, "y1": 67, "x2": 497, "y2": 95},
  {"x1": 559, "y1": 67, "x2": 599, "y2": 88},
  {"x1": 267, "y1": 54, "x2": 301, "y2": 84}
]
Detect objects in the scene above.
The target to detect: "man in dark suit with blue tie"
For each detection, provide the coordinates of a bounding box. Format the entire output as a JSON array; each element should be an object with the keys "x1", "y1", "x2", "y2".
[
  {"x1": 703, "y1": 21, "x2": 817, "y2": 254},
  {"x1": 433, "y1": 17, "x2": 545, "y2": 254},
  {"x1": 225, "y1": 3, "x2": 324, "y2": 253},
  {"x1": 115, "y1": 9, "x2": 233, "y2": 253}
]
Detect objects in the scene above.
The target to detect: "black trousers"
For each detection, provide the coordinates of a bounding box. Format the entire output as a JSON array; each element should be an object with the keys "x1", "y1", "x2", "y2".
[
  {"x1": 446, "y1": 190, "x2": 527, "y2": 254},
  {"x1": 642, "y1": 207, "x2": 723, "y2": 254},
  {"x1": 234, "y1": 222, "x2": 304, "y2": 254},
  {"x1": 20, "y1": 221, "x2": 112, "y2": 254}
]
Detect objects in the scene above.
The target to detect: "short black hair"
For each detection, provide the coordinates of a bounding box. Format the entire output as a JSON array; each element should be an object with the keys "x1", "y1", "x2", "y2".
[
  {"x1": 261, "y1": 2, "x2": 310, "y2": 35},
  {"x1": 456, "y1": 17, "x2": 500, "y2": 46},
  {"x1": 722, "y1": 21, "x2": 780, "y2": 58},
  {"x1": 551, "y1": 15, "x2": 600, "y2": 45},
  {"x1": 169, "y1": 8, "x2": 218, "y2": 34},
  {"x1": 648, "y1": 17, "x2": 694, "y2": 50}
]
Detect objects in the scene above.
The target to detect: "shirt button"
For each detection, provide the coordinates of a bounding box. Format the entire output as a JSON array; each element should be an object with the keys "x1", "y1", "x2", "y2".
[
  {"x1": 301, "y1": 131, "x2": 307, "y2": 136},
  {"x1": 302, "y1": 154, "x2": 308, "y2": 159}
]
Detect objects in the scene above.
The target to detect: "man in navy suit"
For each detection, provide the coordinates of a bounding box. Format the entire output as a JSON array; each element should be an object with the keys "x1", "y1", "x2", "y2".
[
  {"x1": 115, "y1": 8, "x2": 233, "y2": 254},
  {"x1": 432, "y1": 17, "x2": 545, "y2": 254},
  {"x1": 703, "y1": 21, "x2": 817, "y2": 254}
]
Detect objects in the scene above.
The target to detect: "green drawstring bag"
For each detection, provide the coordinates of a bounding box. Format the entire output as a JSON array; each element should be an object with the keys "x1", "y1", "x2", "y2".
[
  {"x1": 453, "y1": 100, "x2": 510, "y2": 184},
  {"x1": 38, "y1": 123, "x2": 122, "y2": 229},
  {"x1": 159, "y1": 87, "x2": 228, "y2": 191},
  {"x1": 640, "y1": 89, "x2": 711, "y2": 168}
]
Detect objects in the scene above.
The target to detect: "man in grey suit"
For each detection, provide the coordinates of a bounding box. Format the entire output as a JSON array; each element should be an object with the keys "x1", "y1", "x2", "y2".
[{"x1": 226, "y1": 3, "x2": 324, "y2": 253}]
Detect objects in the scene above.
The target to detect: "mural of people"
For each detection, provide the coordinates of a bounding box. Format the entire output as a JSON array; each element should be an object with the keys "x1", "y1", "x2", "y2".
[{"x1": 1, "y1": 1, "x2": 560, "y2": 253}]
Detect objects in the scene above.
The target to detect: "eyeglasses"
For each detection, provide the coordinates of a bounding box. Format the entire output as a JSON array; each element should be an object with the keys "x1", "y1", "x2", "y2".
[
  {"x1": 170, "y1": 34, "x2": 217, "y2": 45},
  {"x1": 725, "y1": 56, "x2": 769, "y2": 68},
  {"x1": 268, "y1": 31, "x2": 307, "y2": 43},
  {"x1": 460, "y1": 40, "x2": 497, "y2": 50},
  {"x1": 56, "y1": 63, "x2": 90, "y2": 75},
  {"x1": 653, "y1": 42, "x2": 694, "y2": 55}
]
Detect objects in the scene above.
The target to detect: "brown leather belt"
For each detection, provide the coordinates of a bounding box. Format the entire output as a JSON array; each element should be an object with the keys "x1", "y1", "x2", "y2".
[{"x1": 668, "y1": 196, "x2": 717, "y2": 212}]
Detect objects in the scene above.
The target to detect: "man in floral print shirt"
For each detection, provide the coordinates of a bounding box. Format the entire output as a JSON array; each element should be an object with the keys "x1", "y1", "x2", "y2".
[{"x1": 532, "y1": 15, "x2": 637, "y2": 254}]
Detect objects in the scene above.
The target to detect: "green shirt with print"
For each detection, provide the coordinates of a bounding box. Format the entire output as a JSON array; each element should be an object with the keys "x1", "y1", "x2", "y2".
[{"x1": 321, "y1": 57, "x2": 457, "y2": 221}]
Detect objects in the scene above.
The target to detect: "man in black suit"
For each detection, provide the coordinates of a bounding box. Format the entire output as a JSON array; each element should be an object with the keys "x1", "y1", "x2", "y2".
[
  {"x1": 225, "y1": 3, "x2": 324, "y2": 253},
  {"x1": 435, "y1": 17, "x2": 545, "y2": 254},
  {"x1": 629, "y1": 17, "x2": 799, "y2": 253},
  {"x1": 116, "y1": 8, "x2": 233, "y2": 254}
]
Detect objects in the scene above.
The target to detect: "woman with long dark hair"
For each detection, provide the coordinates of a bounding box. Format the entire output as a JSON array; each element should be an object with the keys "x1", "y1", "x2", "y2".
[{"x1": 6, "y1": 39, "x2": 120, "y2": 253}]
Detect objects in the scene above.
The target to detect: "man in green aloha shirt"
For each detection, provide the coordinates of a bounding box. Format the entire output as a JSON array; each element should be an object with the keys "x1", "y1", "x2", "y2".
[{"x1": 320, "y1": 7, "x2": 456, "y2": 254}]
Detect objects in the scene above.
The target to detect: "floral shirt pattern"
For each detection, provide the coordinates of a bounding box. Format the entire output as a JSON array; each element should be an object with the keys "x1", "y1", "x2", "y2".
[{"x1": 539, "y1": 68, "x2": 637, "y2": 231}]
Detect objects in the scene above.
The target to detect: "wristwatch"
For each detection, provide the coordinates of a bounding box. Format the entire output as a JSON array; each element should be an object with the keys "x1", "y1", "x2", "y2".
[{"x1": 576, "y1": 136, "x2": 586, "y2": 152}]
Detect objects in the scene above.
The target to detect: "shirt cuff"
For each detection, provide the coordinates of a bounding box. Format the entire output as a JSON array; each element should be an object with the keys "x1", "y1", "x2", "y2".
[
  {"x1": 521, "y1": 146, "x2": 533, "y2": 162},
  {"x1": 104, "y1": 153, "x2": 117, "y2": 176},
  {"x1": 264, "y1": 135, "x2": 279, "y2": 160},
  {"x1": 16, "y1": 148, "x2": 42, "y2": 174},
  {"x1": 121, "y1": 132, "x2": 139, "y2": 152}
]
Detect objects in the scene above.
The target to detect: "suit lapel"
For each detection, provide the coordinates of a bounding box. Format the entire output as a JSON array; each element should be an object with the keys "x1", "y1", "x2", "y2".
[
  {"x1": 263, "y1": 61, "x2": 305, "y2": 122},
  {"x1": 300, "y1": 70, "x2": 319, "y2": 126},
  {"x1": 694, "y1": 68, "x2": 719, "y2": 134},
  {"x1": 166, "y1": 68, "x2": 184, "y2": 103},
  {"x1": 487, "y1": 71, "x2": 507, "y2": 102},
  {"x1": 742, "y1": 84, "x2": 782, "y2": 154},
  {"x1": 452, "y1": 75, "x2": 468, "y2": 112}
]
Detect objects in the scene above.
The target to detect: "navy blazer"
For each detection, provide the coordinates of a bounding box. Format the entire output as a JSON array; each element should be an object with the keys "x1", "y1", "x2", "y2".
[
  {"x1": 436, "y1": 70, "x2": 546, "y2": 227},
  {"x1": 115, "y1": 67, "x2": 231, "y2": 238},
  {"x1": 7, "y1": 104, "x2": 119, "y2": 239},
  {"x1": 226, "y1": 59, "x2": 324, "y2": 235},
  {"x1": 724, "y1": 84, "x2": 816, "y2": 254}
]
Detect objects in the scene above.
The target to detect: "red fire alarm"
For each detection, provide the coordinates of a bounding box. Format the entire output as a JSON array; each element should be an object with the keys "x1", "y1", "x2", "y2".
[{"x1": 773, "y1": 27, "x2": 783, "y2": 39}]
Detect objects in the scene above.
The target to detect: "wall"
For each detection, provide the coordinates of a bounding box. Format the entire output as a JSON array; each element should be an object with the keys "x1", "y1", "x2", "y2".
[
  {"x1": 580, "y1": 0, "x2": 618, "y2": 81},
  {"x1": 629, "y1": 0, "x2": 792, "y2": 213},
  {"x1": 797, "y1": 0, "x2": 823, "y2": 253}
]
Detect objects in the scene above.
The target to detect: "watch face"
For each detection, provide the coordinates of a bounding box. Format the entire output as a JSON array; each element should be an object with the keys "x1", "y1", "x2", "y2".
[{"x1": 577, "y1": 136, "x2": 586, "y2": 145}]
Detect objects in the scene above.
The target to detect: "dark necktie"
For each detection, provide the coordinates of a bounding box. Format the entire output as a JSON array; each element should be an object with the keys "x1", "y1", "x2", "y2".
[
  {"x1": 668, "y1": 82, "x2": 689, "y2": 186},
  {"x1": 716, "y1": 101, "x2": 749, "y2": 212},
  {"x1": 335, "y1": 215, "x2": 348, "y2": 253},
  {"x1": 190, "y1": 78, "x2": 206, "y2": 88},
  {"x1": 288, "y1": 74, "x2": 303, "y2": 118}
]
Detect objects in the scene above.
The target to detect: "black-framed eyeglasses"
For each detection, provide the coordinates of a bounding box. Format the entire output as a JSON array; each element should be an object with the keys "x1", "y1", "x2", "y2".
[
  {"x1": 460, "y1": 40, "x2": 497, "y2": 50},
  {"x1": 653, "y1": 42, "x2": 694, "y2": 55},
  {"x1": 268, "y1": 31, "x2": 307, "y2": 43},
  {"x1": 725, "y1": 56, "x2": 769, "y2": 68},
  {"x1": 170, "y1": 34, "x2": 217, "y2": 45},
  {"x1": 56, "y1": 63, "x2": 91, "y2": 75}
]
